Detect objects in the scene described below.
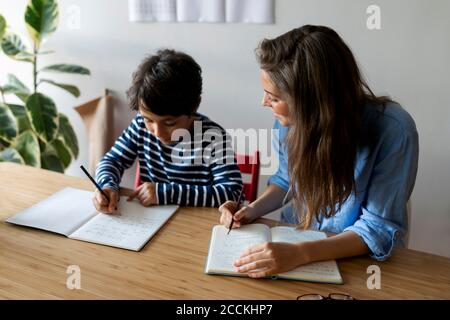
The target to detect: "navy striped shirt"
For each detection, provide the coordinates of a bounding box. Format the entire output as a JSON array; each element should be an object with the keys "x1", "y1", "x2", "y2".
[{"x1": 95, "y1": 113, "x2": 243, "y2": 207}]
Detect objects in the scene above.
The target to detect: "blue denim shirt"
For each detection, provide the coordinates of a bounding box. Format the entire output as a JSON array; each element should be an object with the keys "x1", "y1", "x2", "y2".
[{"x1": 268, "y1": 102, "x2": 419, "y2": 261}]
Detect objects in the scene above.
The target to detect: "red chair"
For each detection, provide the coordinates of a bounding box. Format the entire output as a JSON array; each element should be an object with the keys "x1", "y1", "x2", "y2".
[
  {"x1": 236, "y1": 151, "x2": 260, "y2": 203},
  {"x1": 134, "y1": 151, "x2": 260, "y2": 203}
]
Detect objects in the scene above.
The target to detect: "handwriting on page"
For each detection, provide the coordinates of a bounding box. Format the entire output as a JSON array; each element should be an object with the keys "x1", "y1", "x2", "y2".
[
  {"x1": 216, "y1": 234, "x2": 262, "y2": 263},
  {"x1": 208, "y1": 225, "x2": 268, "y2": 271},
  {"x1": 75, "y1": 214, "x2": 165, "y2": 243},
  {"x1": 69, "y1": 201, "x2": 177, "y2": 250}
]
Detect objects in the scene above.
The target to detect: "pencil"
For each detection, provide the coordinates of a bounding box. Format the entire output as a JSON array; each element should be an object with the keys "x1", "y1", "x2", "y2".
[
  {"x1": 227, "y1": 189, "x2": 244, "y2": 235},
  {"x1": 80, "y1": 165, "x2": 110, "y2": 202}
]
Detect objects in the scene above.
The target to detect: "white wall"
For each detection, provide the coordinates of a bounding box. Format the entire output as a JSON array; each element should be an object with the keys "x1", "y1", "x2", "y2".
[{"x1": 1, "y1": 0, "x2": 449, "y2": 258}]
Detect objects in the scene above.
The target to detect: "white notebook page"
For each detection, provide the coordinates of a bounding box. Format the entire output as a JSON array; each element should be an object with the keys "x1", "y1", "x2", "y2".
[
  {"x1": 206, "y1": 224, "x2": 270, "y2": 272},
  {"x1": 6, "y1": 187, "x2": 97, "y2": 236},
  {"x1": 69, "y1": 199, "x2": 178, "y2": 251},
  {"x1": 271, "y1": 226, "x2": 343, "y2": 282}
]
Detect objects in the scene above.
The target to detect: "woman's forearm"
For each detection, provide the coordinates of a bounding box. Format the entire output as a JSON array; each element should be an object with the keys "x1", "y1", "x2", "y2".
[
  {"x1": 300, "y1": 231, "x2": 370, "y2": 263},
  {"x1": 248, "y1": 184, "x2": 287, "y2": 218}
]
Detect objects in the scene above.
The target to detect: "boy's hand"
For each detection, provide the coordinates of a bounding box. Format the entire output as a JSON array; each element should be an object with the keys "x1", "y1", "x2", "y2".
[
  {"x1": 127, "y1": 182, "x2": 157, "y2": 206},
  {"x1": 218, "y1": 201, "x2": 258, "y2": 229},
  {"x1": 92, "y1": 188, "x2": 119, "y2": 214}
]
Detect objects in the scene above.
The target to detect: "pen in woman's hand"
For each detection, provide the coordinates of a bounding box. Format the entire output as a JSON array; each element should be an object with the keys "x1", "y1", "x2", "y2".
[{"x1": 227, "y1": 190, "x2": 244, "y2": 235}]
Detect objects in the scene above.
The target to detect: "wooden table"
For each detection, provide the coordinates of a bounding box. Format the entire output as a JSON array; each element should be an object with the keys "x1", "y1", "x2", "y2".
[{"x1": 0, "y1": 162, "x2": 449, "y2": 299}]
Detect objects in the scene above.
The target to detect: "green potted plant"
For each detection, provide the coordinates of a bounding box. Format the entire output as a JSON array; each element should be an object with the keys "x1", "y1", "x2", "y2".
[{"x1": 0, "y1": 0, "x2": 90, "y2": 172}]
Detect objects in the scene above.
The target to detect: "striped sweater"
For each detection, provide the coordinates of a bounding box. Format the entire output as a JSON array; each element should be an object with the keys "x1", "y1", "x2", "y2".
[{"x1": 95, "y1": 113, "x2": 243, "y2": 207}]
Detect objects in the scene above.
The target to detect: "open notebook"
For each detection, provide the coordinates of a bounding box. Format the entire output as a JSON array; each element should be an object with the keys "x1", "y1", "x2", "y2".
[
  {"x1": 6, "y1": 187, "x2": 179, "y2": 251},
  {"x1": 205, "y1": 224, "x2": 343, "y2": 284}
]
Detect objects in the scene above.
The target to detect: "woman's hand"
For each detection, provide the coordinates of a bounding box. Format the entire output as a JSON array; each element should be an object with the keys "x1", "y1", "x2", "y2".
[
  {"x1": 92, "y1": 188, "x2": 119, "y2": 214},
  {"x1": 127, "y1": 182, "x2": 157, "y2": 206},
  {"x1": 233, "y1": 242, "x2": 310, "y2": 278},
  {"x1": 218, "y1": 201, "x2": 260, "y2": 229}
]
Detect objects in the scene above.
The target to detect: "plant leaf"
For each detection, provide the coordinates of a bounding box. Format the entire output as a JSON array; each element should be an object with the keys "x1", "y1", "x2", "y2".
[
  {"x1": 40, "y1": 79, "x2": 80, "y2": 97},
  {"x1": 0, "y1": 14, "x2": 6, "y2": 41},
  {"x1": 0, "y1": 137, "x2": 11, "y2": 149},
  {"x1": 51, "y1": 138, "x2": 71, "y2": 168},
  {"x1": 0, "y1": 103, "x2": 18, "y2": 141},
  {"x1": 40, "y1": 64, "x2": 90, "y2": 75},
  {"x1": 2, "y1": 74, "x2": 31, "y2": 103},
  {"x1": 8, "y1": 104, "x2": 27, "y2": 117},
  {"x1": 25, "y1": 0, "x2": 59, "y2": 47},
  {"x1": 41, "y1": 142, "x2": 64, "y2": 172},
  {"x1": 25, "y1": 92, "x2": 59, "y2": 142},
  {"x1": 58, "y1": 113, "x2": 78, "y2": 158},
  {"x1": 0, "y1": 148, "x2": 25, "y2": 164},
  {"x1": 1, "y1": 33, "x2": 34, "y2": 62},
  {"x1": 3, "y1": 74, "x2": 31, "y2": 103},
  {"x1": 13, "y1": 130, "x2": 40, "y2": 167},
  {"x1": 8, "y1": 104, "x2": 32, "y2": 133}
]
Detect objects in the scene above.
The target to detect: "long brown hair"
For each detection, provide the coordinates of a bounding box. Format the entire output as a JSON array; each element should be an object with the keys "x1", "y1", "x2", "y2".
[{"x1": 256, "y1": 25, "x2": 391, "y2": 228}]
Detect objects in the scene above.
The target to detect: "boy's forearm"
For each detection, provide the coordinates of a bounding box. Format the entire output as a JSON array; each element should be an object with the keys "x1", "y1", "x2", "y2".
[
  {"x1": 95, "y1": 168, "x2": 118, "y2": 190},
  {"x1": 156, "y1": 182, "x2": 240, "y2": 207},
  {"x1": 299, "y1": 231, "x2": 370, "y2": 264}
]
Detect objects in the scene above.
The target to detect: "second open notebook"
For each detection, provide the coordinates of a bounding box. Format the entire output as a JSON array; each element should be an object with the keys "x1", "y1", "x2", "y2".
[
  {"x1": 205, "y1": 224, "x2": 343, "y2": 284},
  {"x1": 6, "y1": 187, "x2": 179, "y2": 251}
]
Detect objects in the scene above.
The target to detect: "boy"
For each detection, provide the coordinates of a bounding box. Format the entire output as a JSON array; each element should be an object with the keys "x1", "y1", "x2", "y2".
[{"x1": 93, "y1": 49, "x2": 243, "y2": 213}]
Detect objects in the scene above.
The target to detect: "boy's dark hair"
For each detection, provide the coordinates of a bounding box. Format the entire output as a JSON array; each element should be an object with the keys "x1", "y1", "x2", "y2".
[{"x1": 127, "y1": 49, "x2": 202, "y2": 116}]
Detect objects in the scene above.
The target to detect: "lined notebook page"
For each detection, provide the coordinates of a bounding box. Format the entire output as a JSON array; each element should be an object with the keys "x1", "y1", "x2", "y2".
[
  {"x1": 206, "y1": 224, "x2": 270, "y2": 273},
  {"x1": 69, "y1": 199, "x2": 178, "y2": 251},
  {"x1": 271, "y1": 227, "x2": 343, "y2": 283},
  {"x1": 6, "y1": 188, "x2": 97, "y2": 236}
]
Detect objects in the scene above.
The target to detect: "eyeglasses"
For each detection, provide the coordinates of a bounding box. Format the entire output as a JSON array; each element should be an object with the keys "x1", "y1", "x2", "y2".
[{"x1": 297, "y1": 293, "x2": 355, "y2": 300}]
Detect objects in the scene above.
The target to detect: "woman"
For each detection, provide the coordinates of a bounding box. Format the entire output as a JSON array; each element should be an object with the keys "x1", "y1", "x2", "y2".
[{"x1": 219, "y1": 25, "x2": 419, "y2": 278}]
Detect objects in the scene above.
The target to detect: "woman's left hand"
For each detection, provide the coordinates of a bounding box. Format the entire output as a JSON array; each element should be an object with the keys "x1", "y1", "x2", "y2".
[
  {"x1": 234, "y1": 242, "x2": 310, "y2": 278},
  {"x1": 127, "y1": 182, "x2": 157, "y2": 206}
]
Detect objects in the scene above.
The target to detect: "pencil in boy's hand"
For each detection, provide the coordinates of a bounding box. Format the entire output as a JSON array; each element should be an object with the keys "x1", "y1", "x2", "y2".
[
  {"x1": 227, "y1": 190, "x2": 244, "y2": 235},
  {"x1": 80, "y1": 165, "x2": 110, "y2": 202}
]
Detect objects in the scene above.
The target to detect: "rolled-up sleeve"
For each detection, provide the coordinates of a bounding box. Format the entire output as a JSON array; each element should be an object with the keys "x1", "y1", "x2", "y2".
[
  {"x1": 267, "y1": 120, "x2": 290, "y2": 192},
  {"x1": 344, "y1": 128, "x2": 419, "y2": 261}
]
